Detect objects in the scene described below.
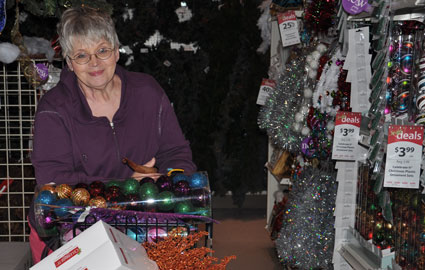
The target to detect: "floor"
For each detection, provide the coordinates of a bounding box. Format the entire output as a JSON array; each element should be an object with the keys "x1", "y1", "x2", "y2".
[{"x1": 210, "y1": 194, "x2": 282, "y2": 269}]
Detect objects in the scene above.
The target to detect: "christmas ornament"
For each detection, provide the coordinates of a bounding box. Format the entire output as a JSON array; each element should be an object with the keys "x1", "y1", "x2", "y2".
[
  {"x1": 173, "y1": 180, "x2": 191, "y2": 197},
  {"x1": 40, "y1": 184, "x2": 55, "y2": 194},
  {"x1": 174, "y1": 201, "x2": 193, "y2": 214},
  {"x1": 156, "y1": 175, "x2": 173, "y2": 192},
  {"x1": 126, "y1": 193, "x2": 142, "y2": 211},
  {"x1": 168, "y1": 227, "x2": 188, "y2": 238},
  {"x1": 105, "y1": 186, "x2": 122, "y2": 201},
  {"x1": 157, "y1": 191, "x2": 175, "y2": 212},
  {"x1": 171, "y1": 173, "x2": 189, "y2": 184},
  {"x1": 189, "y1": 172, "x2": 208, "y2": 188},
  {"x1": 35, "y1": 190, "x2": 57, "y2": 210},
  {"x1": 122, "y1": 178, "x2": 139, "y2": 196},
  {"x1": 89, "y1": 181, "x2": 105, "y2": 197},
  {"x1": 71, "y1": 188, "x2": 90, "y2": 206},
  {"x1": 55, "y1": 184, "x2": 73, "y2": 199},
  {"x1": 191, "y1": 188, "x2": 210, "y2": 208},
  {"x1": 106, "y1": 180, "x2": 122, "y2": 189},
  {"x1": 140, "y1": 177, "x2": 155, "y2": 185},
  {"x1": 53, "y1": 198, "x2": 73, "y2": 217},
  {"x1": 147, "y1": 227, "x2": 167, "y2": 243},
  {"x1": 108, "y1": 195, "x2": 127, "y2": 210},
  {"x1": 89, "y1": 196, "x2": 107, "y2": 208},
  {"x1": 139, "y1": 182, "x2": 159, "y2": 199},
  {"x1": 127, "y1": 227, "x2": 146, "y2": 243}
]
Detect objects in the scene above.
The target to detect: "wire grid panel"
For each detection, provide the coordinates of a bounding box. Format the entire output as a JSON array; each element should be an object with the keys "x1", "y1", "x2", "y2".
[{"x1": 0, "y1": 60, "x2": 62, "y2": 242}]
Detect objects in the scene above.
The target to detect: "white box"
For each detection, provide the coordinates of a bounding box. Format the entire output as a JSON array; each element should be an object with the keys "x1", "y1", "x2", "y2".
[{"x1": 30, "y1": 220, "x2": 158, "y2": 270}]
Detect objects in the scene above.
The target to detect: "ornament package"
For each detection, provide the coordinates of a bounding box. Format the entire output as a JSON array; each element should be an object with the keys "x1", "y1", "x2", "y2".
[
  {"x1": 30, "y1": 220, "x2": 158, "y2": 270},
  {"x1": 33, "y1": 172, "x2": 212, "y2": 243}
]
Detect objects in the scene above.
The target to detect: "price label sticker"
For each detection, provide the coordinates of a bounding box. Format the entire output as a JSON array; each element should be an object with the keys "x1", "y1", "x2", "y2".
[
  {"x1": 384, "y1": 125, "x2": 423, "y2": 189},
  {"x1": 277, "y1": 11, "x2": 301, "y2": 47},
  {"x1": 332, "y1": 111, "x2": 361, "y2": 160},
  {"x1": 256, "y1": 78, "x2": 276, "y2": 105}
]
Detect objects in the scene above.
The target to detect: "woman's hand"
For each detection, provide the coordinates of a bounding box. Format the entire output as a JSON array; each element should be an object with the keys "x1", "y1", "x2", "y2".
[{"x1": 130, "y1": 157, "x2": 162, "y2": 181}]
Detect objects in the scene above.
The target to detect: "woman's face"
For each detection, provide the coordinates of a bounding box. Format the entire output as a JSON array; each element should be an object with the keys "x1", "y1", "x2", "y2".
[{"x1": 66, "y1": 38, "x2": 119, "y2": 91}]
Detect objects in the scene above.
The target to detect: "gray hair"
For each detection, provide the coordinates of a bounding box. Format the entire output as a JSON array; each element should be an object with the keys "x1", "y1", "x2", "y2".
[{"x1": 57, "y1": 6, "x2": 119, "y2": 57}]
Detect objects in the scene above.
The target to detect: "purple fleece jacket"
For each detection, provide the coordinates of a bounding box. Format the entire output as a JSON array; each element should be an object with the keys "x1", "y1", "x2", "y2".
[{"x1": 31, "y1": 65, "x2": 196, "y2": 186}]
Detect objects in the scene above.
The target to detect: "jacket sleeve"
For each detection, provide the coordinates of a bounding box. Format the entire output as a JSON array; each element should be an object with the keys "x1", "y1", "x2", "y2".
[
  {"x1": 31, "y1": 110, "x2": 103, "y2": 186},
  {"x1": 155, "y1": 94, "x2": 197, "y2": 174}
]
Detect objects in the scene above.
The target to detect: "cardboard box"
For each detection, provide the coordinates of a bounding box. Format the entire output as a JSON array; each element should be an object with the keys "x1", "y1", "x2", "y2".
[{"x1": 30, "y1": 220, "x2": 158, "y2": 270}]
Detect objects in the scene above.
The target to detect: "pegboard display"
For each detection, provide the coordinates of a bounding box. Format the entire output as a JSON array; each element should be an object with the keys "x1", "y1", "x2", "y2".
[{"x1": 0, "y1": 60, "x2": 62, "y2": 242}]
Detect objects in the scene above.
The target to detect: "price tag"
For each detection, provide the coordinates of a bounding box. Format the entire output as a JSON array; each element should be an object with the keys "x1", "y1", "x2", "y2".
[
  {"x1": 332, "y1": 111, "x2": 361, "y2": 160},
  {"x1": 256, "y1": 78, "x2": 276, "y2": 105},
  {"x1": 384, "y1": 125, "x2": 423, "y2": 189},
  {"x1": 277, "y1": 11, "x2": 301, "y2": 47}
]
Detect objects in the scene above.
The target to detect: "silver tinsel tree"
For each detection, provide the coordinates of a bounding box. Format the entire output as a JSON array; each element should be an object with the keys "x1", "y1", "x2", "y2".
[
  {"x1": 275, "y1": 165, "x2": 337, "y2": 269},
  {"x1": 258, "y1": 55, "x2": 306, "y2": 152}
]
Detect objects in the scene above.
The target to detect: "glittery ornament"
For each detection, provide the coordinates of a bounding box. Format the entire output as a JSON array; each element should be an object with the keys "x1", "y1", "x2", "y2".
[
  {"x1": 71, "y1": 188, "x2": 90, "y2": 206},
  {"x1": 168, "y1": 227, "x2": 188, "y2": 238},
  {"x1": 156, "y1": 175, "x2": 173, "y2": 192},
  {"x1": 55, "y1": 183, "x2": 73, "y2": 199},
  {"x1": 53, "y1": 198, "x2": 73, "y2": 217},
  {"x1": 171, "y1": 173, "x2": 189, "y2": 184},
  {"x1": 189, "y1": 172, "x2": 208, "y2": 188},
  {"x1": 108, "y1": 195, "x2": 126, "y2": 210},
  {"x1": 191, "y1": 188, "x2": 210, "y2": 208},
  {"x1": 35, "y1": 190, "x2": 57, "y2": 210},
  {"x1": 105, "y1": 186, "x2": 122, "y2": 201},
  {"x1": 173, "y1": 180, "x2": 191, "y2": 197},
  {"x1": 106, "y1": 180, "x2": 122, "y2": 189},
  {"x1": 89, "y1": 196, "x2": 107, "y2": 208},
  {"x1": 89, "y1": 181, "x2": 105, "y2": 197},
  {"x1": 174, "y1": 201, "x2": 193, "y2": 214},
  {"x1": 139, "y1": 177, "x2": 155, "y2": 186},
  {"x1": 139, "y1": 182, "x2": 159, "y2": 199},
  {"x1": 275, "y1": 167, "x2": 337, "y2": 268},
  {"x1": 122, "y1": 178, "x2": 140, "y2": 196},
  {"x1": 157, "y1": 191, "x2": 175, "y2": 212}
]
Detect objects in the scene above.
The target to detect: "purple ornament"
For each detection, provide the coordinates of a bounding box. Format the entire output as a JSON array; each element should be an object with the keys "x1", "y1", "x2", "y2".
[
  {"x1": 191, "y1": 188, "x2": 210, "y2": 208},
  {"x1": 156, "y1": 175, "x2": 173, "y2": 192},
  {"x1": 35, "y1": 63, "x2": 49, "y2": 81},
  {"x1": 342, "y1": 0, "x2": 372, "y2": 15},
  {"x1": 173, "y1": 180, "x2": 191, "y2": 197},
  {"x1": 38, "y1": 211, "x2": 57, "y2": 229},
  {"x1": 139, "y1": 177, "x2": 155, "y2": 185}
]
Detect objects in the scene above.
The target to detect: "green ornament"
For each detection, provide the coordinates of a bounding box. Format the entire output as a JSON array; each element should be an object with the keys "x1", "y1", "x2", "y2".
[
  {"x1": 139, "y1": 182, "x2": 159, "y2": 200},
  {"x1": 174, "y1": 201, "x2": 193, "y2": 214},
  {"x1": 106, "y1": 180, "x2": 122, "y2": 189},
  {"x1": 122, "y1": 178, "x2": 139, "y2": 196},
  {"x1": 157, "y1": 191, "x2": 175, "y2": 212}
]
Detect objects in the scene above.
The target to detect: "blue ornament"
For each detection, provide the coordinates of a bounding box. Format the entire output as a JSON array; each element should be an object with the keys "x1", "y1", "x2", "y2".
[
  {"x1": 171, "y1": 173, "x2": 189, "y2": 183},
  {"x1": 53, "y1": 198, "x2": 74, "y2": 217},
  {"x1": 127, "y1": 227, "x2": 146, "y2": 243},
  {"x1": 35, "y1": 190, "x2": 56, "y2": 210},
  {"x1": 189, "y1": 172, "x2": 208, "y2": 188}
]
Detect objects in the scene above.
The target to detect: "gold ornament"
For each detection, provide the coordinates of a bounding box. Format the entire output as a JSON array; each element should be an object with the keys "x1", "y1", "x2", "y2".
[
  {"x1": 40, "y1": 184, "x2": 55, "y2": 194},
  {"x1": 71, "y1": 188, "x2": 90, "y2": 206},
  {"x1": 89, "y1": 196, "x2": 107, "y2": 208},
  {"x1": 55, "y1": 184, "x2": 73, "y2": 199}
]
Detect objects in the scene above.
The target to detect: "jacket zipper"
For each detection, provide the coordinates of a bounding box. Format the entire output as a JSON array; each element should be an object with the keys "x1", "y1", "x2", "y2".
[{"x1": 110, "y1": 121, "x2": 121, "y2": 162}]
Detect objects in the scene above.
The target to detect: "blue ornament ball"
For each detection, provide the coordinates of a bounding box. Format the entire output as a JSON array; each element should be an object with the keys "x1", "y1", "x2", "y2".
[
  {"x1": 127, "y1": 227, "x2": 147, "y2": 243},
  {"x1": 189, "y1": 172, "x2": 208, "y2": 188},
  {"x1": 35, "y1": 190, "x2": 57, "y2": 210},
  {"x1": 171, "y1": 173, "x2": 189, "y2": 184},
  {"x1": 54, "y1": 198, "x2": 74, "y2": 217}
]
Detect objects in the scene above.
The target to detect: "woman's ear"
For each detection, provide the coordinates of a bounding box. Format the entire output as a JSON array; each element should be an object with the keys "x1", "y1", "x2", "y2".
[
  {"x1": 66, "y1": 57, "x2": 73, "y2": 71},
  {"x1": 114, "y1": 47, "x2": 120, "y2": 63}
]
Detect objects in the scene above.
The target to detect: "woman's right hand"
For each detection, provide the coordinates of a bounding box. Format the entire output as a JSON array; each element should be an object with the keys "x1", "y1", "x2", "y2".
[{"x1": 130, "y1": 157, "x2": 162, "y2": 181}]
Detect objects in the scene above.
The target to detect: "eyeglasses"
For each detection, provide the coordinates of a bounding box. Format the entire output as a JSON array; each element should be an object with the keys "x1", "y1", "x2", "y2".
[{"x1": 67, "y1": 48, "x2": 114, "y2": 65}]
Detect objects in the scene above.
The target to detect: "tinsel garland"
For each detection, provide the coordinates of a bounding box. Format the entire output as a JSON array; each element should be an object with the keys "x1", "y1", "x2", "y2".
[
  {"x1": 258, "y1": 53, "x2": 306, "y2": 151},
  {"x1": 275, "y1": 164, "x2": 337, "y2": 268}
]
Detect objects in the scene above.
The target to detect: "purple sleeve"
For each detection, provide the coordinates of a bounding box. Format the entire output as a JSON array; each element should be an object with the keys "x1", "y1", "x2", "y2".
[
  {"x1": 31, "y1": 111, "x2": 103, "y2": 186},
  {"x1": 155, "y1": 95, "x2": 197, "y2": 174}
]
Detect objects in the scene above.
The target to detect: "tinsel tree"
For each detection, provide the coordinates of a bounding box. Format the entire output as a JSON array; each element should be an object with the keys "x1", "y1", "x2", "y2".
[
  {"x1": 257, "y1": 51, "x2": 306, "y2": 152},
  {"x1": 275, "y1": 164, "x2": 337, "y2": 269}
]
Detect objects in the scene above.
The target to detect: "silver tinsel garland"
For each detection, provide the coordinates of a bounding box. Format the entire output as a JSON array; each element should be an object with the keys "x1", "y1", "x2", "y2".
[
  {"x1": 275, "y1": 166, "x2": 337, "y2": 269},
  {"x1": 258, "y1": 56, "x2": 306, "y2": 151}
]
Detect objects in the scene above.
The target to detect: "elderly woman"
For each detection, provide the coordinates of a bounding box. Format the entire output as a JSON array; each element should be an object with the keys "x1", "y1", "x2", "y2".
[{"x1": 29, "y1": 6, "x2": 196, "y2": 263}]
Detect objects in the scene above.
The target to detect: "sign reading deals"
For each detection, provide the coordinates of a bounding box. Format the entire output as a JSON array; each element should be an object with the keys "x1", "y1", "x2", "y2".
[
  {"x1": 384, "y1": 125, "x2": 424, "y2": 189},
  {"x1": 332, "y1": 111, "x2": 361, "y2": 161}
]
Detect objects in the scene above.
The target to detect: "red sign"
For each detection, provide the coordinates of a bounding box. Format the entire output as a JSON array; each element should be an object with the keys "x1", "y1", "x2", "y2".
[
  {"x1": 54, "y1": 247, "x2": 80, "y2": 268},
  {"x1": 335, "y1": 111, "x2": 361, "y2": 127},
  {"x1": 388, "y1": 125, "x2": 424, "y2": 145}
]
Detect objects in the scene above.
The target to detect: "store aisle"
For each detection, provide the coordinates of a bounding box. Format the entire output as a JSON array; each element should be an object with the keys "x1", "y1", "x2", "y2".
[{"x1": 211, "y1": 195, "x2": 282, "y2": 269}]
